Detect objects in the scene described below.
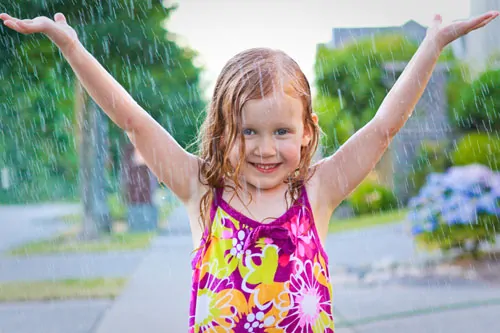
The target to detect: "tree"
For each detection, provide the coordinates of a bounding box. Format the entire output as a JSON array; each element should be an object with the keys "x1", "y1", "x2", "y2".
[
  {"x1": 313, "y1": 33, "x2": 454, "y2": 153},
  {"x1": 449, "y1": 68, "x2": 500, "y2": 131},
  {"x1": 0, "y1": 1, "x2": 204, "y2": 237}
]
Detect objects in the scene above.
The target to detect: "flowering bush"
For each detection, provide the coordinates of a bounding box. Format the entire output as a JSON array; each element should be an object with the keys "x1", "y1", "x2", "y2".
[{"x1": 408, "y1": 164, "x2": 500, "y2": 257}]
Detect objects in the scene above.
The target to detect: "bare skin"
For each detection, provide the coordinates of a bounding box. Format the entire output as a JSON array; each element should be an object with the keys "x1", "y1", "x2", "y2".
[{"x1": 1, "y1": 11, "x2": 498, "y2": 248}]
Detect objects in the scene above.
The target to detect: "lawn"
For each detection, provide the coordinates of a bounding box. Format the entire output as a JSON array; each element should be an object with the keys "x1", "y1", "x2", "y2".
[
  {"x1": 329, "y1": 208, "x2": 409, "y2": 233},
  {"x1": 0, "y1": 278, "x2": 127, "y2": 302},
  {"x1": 8, "y1": 191, "x2": 179, "y2": 256},
  {"x1": 9, "y1": 230, "x2": 155, "y2": 256}
]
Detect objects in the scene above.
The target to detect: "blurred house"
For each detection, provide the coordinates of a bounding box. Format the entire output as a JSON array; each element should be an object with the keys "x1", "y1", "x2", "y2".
[
  {"x1": 328, "y1": 20, "x2": 427, "y2": 49},
  {"x1": 322, "y1": 20, "x2": 452, "y2": 203},
  {"x1": 461, "y1": 0, "x2": 500, "y2": 75},
  {"x1": 323, "y1": 1, "x2": 500, "y2": 206}
]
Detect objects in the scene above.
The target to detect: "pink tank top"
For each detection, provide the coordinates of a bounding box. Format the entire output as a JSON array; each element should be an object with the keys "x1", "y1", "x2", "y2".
[{"x1": 189, "y1": 186, "x2": 335, "y2": 332}]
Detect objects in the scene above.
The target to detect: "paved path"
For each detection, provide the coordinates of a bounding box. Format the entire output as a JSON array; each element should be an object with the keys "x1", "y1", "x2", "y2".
[
  {"x1": 93, "y1": 232, "x2": 500, "y2": 333},
  {"x1": 161, "y1": 205, "x2": 191, "y2": 235},
  {"x1": 0, "y1": 300, "x2": 111, "y2": 333},
  {"x1": 0, "y1": 203, "x2": 80, "y2": 252},
  {"x1": 95, "y1": 235, "x2": 192, "y2": 333},
  {"x1": 0, "y1": 203, "x2": 149, "y2": 333},
  {"x1": 325, "y1": 222, "x2": 421, "y2": 268},
  {"x1": 0, "y1": 252, "x2": 147, "y2": 282},
  {"x1": 0, "y1": 203, "x2": 149, "y2": 282},
  {"x1": 3, "y1": 203, "x2": 500, "y2": 332}
]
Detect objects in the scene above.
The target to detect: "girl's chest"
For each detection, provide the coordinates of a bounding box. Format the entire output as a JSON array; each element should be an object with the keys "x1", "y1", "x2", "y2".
[{"x1": 223, "y1": 194, "x2": 291, "y2": 224}]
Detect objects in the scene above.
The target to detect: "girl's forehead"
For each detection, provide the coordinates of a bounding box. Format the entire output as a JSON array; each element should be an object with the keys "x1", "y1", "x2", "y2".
[{"x1": 242, "y1": 93, "x2": 303, "y2": 119}]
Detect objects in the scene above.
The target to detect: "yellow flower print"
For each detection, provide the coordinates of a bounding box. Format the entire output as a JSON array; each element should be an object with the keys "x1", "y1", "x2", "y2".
[
  {"x1": 194, "y1": 261, "x2": 249, "y2": 332},
  {"x1": 200, "y1": 208, "x2": 245, "y2": 280},
  {"x1": 240, "y1": 244, "x2": 280, "y2": 287}
]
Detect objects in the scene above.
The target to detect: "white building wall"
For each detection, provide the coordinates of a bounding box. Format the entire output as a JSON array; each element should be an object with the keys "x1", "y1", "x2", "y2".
[{"x1": 465, "y1": 0, "x2": 500, "y2": 75}]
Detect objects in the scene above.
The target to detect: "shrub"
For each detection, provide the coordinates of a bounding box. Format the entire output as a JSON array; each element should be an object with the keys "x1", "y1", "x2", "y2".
[
  {"x1": 449, "y1": 69, "x2": 500, "y2": 131},
  {"x1": 314, "y1": 95, "x2": 355, "y2": 155},
  {"x1": 451, "y1": 132, "x2": 500, "y2": 171},
  {"x1": 108, "y1": 192, "x2": 127, "y2": 221},
  {"x1": 408, "y1": 164, "x2": 500, "y2": 257},
  {"x1": 408, "y1": 139, "x2": 452, "y2": 197},
  {"x1": 347, "y1": 178, "x2": 398, "y2": 215}
]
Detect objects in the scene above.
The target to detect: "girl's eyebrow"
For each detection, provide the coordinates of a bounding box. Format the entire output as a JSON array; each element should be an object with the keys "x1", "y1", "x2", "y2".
[{"x1": 242, "y1": 120, "x2": 294, "y2": 128}]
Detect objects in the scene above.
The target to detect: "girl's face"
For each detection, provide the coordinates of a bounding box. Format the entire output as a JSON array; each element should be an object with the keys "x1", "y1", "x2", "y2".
[{"x1": 228, "y1": 91, "x2": 315, "y2": 192}]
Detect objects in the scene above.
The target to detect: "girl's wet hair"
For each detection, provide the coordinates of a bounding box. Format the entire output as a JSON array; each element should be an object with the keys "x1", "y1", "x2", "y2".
[{"x1": 196, "y1": 47, "x2": 320, "y2": 240}]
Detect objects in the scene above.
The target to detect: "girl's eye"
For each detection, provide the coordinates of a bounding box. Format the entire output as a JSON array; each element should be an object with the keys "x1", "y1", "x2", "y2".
[
  {"x1": 243, "y1": 129, "x2": 255, "y2": 136},
  {"x1": 275, "y1": 129, "x2": 289, "y2": 135}
]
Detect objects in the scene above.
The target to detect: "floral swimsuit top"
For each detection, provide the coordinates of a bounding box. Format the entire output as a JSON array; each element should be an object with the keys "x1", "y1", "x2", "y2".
[{"x1": 190, "y1": 186, "x2": 335, "y2": 333}]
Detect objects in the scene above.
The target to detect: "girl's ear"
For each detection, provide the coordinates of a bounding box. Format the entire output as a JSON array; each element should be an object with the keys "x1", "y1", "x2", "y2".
[
  {"x1": 302, "y1": 112, "x2": 318, "y2": 146},
  {"x1": 311, "y1": 112, "x2": 319, "y2": 125}
]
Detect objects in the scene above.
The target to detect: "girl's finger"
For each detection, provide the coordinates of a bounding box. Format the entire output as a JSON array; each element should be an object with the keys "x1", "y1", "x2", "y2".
[
  {"x1": 4, "y1": 20, "x2": 26, "y2": 33},
  {"x1": 0, "y1": 13, "x2": 17, "y2": 21},
  {"x1": 474, "y1": 16, "x2": 495, "y2": 28},
  {"x1": 466, "y1": 11, "x2": 499, "y2": 30},
  {"x1": 54, "y1": 13, "x2": 67, "y2": 23},
  {"x1": 470, "y1": 14, "x2": 497, "y2": 30},
  {"x1": 2, "y1": 20, "x2": 16, "y2": 29}
]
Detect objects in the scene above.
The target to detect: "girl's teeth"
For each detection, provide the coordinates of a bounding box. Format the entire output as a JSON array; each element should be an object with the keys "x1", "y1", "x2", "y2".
[{"x1": 256, "y1": 164, "x2": 277, "y2": 169}]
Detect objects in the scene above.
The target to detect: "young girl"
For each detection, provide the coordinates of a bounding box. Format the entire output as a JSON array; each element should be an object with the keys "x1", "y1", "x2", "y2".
[{"x1": 1, "y1": 10, "x2": 498, "y2": 332}]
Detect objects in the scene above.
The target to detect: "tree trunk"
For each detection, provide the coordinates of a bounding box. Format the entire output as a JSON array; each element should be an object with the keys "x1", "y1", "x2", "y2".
[
  {"x1": 91, "y1": 99, "x2": 111, "y2": 234},
  {"x1": 75, "y1": 81, "x2": 111, "y2": 239}
]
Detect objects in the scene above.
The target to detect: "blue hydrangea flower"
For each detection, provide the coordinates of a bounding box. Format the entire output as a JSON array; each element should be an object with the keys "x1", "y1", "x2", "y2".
[{"x1": 408, "y1": 164, "x2": 500, "y2": 234}]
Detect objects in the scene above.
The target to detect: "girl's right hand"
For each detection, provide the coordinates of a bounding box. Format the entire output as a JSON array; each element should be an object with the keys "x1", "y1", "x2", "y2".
[{"x1": 0, "y1": 12, "x2": 79, "y2": 53}]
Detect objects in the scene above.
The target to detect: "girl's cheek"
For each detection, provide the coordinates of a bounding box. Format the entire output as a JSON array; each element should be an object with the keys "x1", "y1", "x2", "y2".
[{"x1": 278, "y1": 141, "x2": 301, "y2": 159}]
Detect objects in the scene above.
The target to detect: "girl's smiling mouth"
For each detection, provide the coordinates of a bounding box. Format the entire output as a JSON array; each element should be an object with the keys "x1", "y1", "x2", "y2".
[{"x1": 250, "y1": 162, "x2": 282, "y2": 173}]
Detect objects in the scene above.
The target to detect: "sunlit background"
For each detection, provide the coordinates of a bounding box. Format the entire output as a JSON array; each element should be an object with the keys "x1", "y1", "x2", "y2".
[
  {"x1": 1, "y1": 0, "x2": 500, "y2": 332},
  {"x1": 167, "y1": 0, "x2": 471, "y2": 97}
]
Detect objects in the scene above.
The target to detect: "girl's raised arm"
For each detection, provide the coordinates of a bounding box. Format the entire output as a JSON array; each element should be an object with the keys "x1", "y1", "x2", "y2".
[
  {"x1": 0, "y1": 13, "x2": 204, "y2": 203},
  {"x1": 313, "y1": 11, "x2": 499, "y2": 213}
]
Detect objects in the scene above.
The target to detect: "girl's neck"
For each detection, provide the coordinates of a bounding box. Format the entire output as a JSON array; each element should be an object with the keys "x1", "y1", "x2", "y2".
[
  {"x1": 223, "y1": 178, "x2": 289, "y2": 204},
  {"x1": 221, "y1": 179, "x2": 294, "y2": 224}
]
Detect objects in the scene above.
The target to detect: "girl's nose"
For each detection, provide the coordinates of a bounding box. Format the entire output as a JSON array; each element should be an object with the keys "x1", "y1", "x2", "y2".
[{"x1": 255, "y1": 136, "x2": 277, "y2": 157}]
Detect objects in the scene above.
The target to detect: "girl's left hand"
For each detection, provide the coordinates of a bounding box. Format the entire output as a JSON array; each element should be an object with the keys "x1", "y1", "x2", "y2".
[{"x1": 427, "y1": 11, "x2": 500, "y2": 50}]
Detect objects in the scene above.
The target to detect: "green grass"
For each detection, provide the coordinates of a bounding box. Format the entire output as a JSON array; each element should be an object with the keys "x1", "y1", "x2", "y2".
[
  {"x1": 0, "y1": 278, "x2": 127, "y2": 302},
  {"x1": 329, "y1": 208, "x2": 409, "y2": 234},
  {"x1": 8, "y1": 191, "x2": 180, "y2": 256},
  {"x1": 9, "y1": 231, "x2": 156, "y2": 256}
]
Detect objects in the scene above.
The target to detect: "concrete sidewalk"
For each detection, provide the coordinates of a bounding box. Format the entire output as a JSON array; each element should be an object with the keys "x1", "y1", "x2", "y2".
[
  {"x1": 93, "y1": 232, "x2": 500, "y2": 333},
  {"x1": 0, "y1": 300, "x2": 111, "y2": 333},
  {"x1": 0, "y1": 203, "x2": 161, "y2": 333},
  {"x1": 0, "y1": 251, "x2": 147, "y2": 282},
  {"x1": 94, "y1": 235, "x2": 193, "y2": 333},
  {"x1": 0, "y1": 203, "x2": 80, "y2": 252}
]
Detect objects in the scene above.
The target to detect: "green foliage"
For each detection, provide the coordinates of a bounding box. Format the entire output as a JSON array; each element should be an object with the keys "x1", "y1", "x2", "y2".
[
  {"x1": 329, "y1": 208, "x2": 408, "y2": 233},
  {"x1": 408, "y1": 139, "x2": 452, "y2": 197},
  {"x1": 451, "y1": 133, "x2": 500, "y2": 171},
  {"x1": 449, "y1": 68, "x2": 500, "y2": 131},
  {"x1": 415, "y1": 214, "x2": 500, "y2": 256},
  {"x1": 347, "y1": 178, "x2": 398, "y2": 215},
  {"x1": 315, "y1": 34, "x2": 418, "y2": 132},
  {"x1": 108, "y1": 192, "x2": 127, "y2": 221},
  {"x1": 314, "y1": 33, "x2": 455, "y2": 155},
  {"x1": 446, "y1": 62, "x2": 472, "y2": 126},
  {"x1": 313, "y1": 95, "x2": 354, "y2": 155},
  {"x1": 0, "y1": 1, "x2": 204, "y2": 203},
  {"x1": 0, "y1": 175, "x2": 79, "y2": 204}
]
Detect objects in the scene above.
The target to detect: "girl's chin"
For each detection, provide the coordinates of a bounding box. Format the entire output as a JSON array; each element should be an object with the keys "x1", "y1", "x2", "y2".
[{"x1": 244, "y1": 175, "x2": 290, "y2": 192}]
